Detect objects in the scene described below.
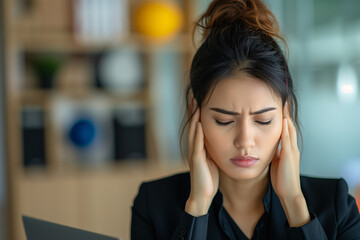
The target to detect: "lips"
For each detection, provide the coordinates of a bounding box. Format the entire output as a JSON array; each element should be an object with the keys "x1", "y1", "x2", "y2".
[
  {"x1": 231, "y1": 156, "x2": 258, "y2": 161},
  {"x1": 230, "y1": 155, "x2": 259, "y2": 168}
]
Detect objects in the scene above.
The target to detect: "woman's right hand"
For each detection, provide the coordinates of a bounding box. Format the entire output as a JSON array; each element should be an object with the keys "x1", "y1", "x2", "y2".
[{"x1": 185, "y1": 108, "x2": 219, "y2": 217}]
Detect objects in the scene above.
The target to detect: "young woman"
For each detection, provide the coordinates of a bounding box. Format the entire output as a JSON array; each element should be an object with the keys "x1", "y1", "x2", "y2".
[{"x1": 131, "y1": 0, "x2": 360, "y2": 239}]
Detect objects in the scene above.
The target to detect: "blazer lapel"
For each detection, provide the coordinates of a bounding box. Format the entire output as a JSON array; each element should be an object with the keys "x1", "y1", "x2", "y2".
[{"x1": 268, "y1": 186, "x2": 288, "y2": 239}]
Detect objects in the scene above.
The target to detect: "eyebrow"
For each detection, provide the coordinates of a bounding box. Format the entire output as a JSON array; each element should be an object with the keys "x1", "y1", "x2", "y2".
[{"x1": 209, "y1": 107, "x2": 277, "y2": 116}]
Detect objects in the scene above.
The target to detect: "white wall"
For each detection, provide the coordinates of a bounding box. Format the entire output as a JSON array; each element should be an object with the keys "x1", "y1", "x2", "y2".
[{"x1": 298, "y1": 64, "x2": 360, "y2": 192}]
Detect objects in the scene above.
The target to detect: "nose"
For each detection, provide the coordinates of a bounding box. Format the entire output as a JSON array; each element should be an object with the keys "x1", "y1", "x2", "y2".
[{"x1": 234, "y1": 120, "x2": 255, "y2": 152}]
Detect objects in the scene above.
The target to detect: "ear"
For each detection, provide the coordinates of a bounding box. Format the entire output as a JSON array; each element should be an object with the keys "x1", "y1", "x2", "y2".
[
  {"x1": 192, "y1": 98, "x2": 198, "y2": 113},
  {"x1": 188, "y1": 90, "x2": 198, "y2": 115}
]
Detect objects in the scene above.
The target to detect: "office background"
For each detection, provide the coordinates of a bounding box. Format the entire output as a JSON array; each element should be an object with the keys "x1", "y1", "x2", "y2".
[
  {"x1": 1, "y1": 0, "x2": 359, "y2": 240},
  {"x1": 1, "y1": 1, "x2": 7, "y2": 238}
]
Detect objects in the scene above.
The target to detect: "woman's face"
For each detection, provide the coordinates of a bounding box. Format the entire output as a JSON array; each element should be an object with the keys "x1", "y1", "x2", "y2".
[{"x1": 200, "y1": 74, "x2": 283, "y2": 180}]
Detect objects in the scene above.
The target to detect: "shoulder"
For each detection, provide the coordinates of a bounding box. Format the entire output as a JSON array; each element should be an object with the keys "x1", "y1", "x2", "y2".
[
  {"x1": 300, "y1": 175, "x2": 343, "y2": 191},
  {"x1": 300, "y1": 175, "x2": 352, "y2": 215},
  {"x1": 131, "y1": 172, "x2": 191, "y2": 238},
  {"x1": 300, "y1": 176, "x2": 360, "y2": 235},
  {"x1": 134, "y1": 171, "x2": 190, "y2": 208},
  {"x1": 141, "y1": 171, "x2": 190, "y2": 190},
  {"x1": 138, "y1": 171, "x2": 190, "y2": 199},
  {"x1": 132, "y1": 171, "x2": 191, "y2": 229},
  {"x1": 300, "y1": 175, "x2": 348, "y2": 194},
  {"x1": 300, "y1": 175, "x2": 348, "y2": 201}
]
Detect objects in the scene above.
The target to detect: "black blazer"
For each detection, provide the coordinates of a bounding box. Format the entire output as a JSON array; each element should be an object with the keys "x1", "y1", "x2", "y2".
[{"x1": 131, "y1": 172, "x2": 360, "y2": 239}]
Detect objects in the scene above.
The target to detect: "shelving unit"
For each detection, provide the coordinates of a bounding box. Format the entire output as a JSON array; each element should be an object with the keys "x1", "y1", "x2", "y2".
[{"x1": 3, "y1": 0, "x2": 196, "y2": 239}]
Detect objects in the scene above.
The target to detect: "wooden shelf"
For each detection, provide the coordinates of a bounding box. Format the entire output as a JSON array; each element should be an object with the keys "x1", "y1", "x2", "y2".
[
  {"x1": 4, "y1": 0, "x2": 196, "y2": 239},
  {"x1": 20, "y1": 159, "x2": 186, "y2": 178},
  {"x1": 20, "y1": 88, "x2": 150, "y2": 106},
  {"x1": 14, "y1": 30, "x2": 194, "y2": 53}
]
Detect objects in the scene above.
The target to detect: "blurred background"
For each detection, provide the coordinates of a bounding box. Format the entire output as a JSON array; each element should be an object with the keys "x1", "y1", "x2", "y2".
[{"x1": 0, "y1": 0, "x2": 359, "y2": 239}]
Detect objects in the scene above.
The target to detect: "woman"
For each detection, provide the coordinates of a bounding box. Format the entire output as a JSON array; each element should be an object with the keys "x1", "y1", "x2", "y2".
[{"x1": 131, "y1": 0, "x2": 360, "y2": 239}]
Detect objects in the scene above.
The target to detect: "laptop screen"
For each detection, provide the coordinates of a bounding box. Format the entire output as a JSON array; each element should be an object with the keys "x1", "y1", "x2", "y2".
[{"x1": 23, "y1": 215, "x2": 121, "y2": 240}]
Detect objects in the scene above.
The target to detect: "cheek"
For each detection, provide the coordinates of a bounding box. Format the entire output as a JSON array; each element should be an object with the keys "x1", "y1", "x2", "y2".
[
  {"x1": 255, "y1": 117, "x2": 281, "y2": 140},
  {"x1": 262, "y1": 119, "x2": 282, "y2": 149},
  {"x1": 201, "y1": 118, "x2": 227, "y2": 156},
  {"x1": 272, "y1": 119, "x2": 283, "y2": 141},
  {"x1": 200, "y1": 110, "x2": 214, "y2": 144},
  {"x1": 201, "y1": 120, "x2": 219, "y2": 147}
]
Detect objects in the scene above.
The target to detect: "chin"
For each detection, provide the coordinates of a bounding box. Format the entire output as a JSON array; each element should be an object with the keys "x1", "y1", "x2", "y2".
[{"x1": 219, "y1": 163, "x2": 270, "y2": 181}]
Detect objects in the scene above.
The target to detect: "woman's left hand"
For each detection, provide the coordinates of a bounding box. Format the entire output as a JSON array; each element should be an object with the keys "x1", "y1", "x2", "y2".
[
  {"x1": 270, "y1": 102, "x2": 301, "y2": 200},
  {"x1": 270, "y1": 102, "x2": 311, "y2": 227}
]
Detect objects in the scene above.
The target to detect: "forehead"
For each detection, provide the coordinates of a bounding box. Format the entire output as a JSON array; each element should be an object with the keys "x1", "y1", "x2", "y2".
[{"x1": 205, "y1": 74, "x2": 281, "y2": 108}]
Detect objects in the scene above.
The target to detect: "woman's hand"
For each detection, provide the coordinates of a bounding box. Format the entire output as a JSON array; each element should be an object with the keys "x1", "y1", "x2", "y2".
[
  {"x1": 185, "y1": 108, "x2": 219, "y2": 217},
  {"x1": 270, "y1": 102, "x2": 301, "y2": 200},
  {"x1": 270, "y1": 102, "x2": 311, "y2": 227}
]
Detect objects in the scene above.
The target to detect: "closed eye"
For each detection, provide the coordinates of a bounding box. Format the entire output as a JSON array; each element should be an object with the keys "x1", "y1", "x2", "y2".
[
  {"x1": 216, "y1": 120, "x2": 272, "y2": 126},
  {"x1": 256, "y1": 120, "x2": 272, "y2": 125},
  {"x1": 215, "y1": 120, "x2": 233, "y2": 126}
]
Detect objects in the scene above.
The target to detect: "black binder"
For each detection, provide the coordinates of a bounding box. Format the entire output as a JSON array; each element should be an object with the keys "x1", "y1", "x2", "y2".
[{"x1": 22, "y1": 108, "x2": 46, "y2": 167}]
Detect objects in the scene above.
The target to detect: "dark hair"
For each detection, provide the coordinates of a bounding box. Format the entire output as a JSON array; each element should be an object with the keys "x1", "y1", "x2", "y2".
[{"x1": 180, "y1": 0, "x2": 301, "y2": 155}]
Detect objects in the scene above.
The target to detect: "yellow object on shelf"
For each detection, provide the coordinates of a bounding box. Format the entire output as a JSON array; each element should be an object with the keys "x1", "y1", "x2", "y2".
[{"x1": 134, "y1": 0, "x2": 184, "y2": 43}]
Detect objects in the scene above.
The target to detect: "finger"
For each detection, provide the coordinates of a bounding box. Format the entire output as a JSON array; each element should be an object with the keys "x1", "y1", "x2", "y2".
[
  {"x1": 193, "y1": 122, "x2": 205, "y2": 162},
  {"x1": 281, "y1": 100, "x2": 295, "y2": 148},
  {"x1": 281, "y1": 117, "x2": 291, "y2": 152},
  {"x1": 188, "y1": 109, "x2": 200, "y2": 159},
  {"x1": 283, "y1": 100, "x2": 290, "y2": 118},
  {"x1": 287, "y1": 102, "x2": 290, "y2": 118},
  {"x1": 287, "y1": 117, "x2": 298, "y2": 150},
  {"x1": 283, "y1": 101, "x2": 298, "y2": 150}
]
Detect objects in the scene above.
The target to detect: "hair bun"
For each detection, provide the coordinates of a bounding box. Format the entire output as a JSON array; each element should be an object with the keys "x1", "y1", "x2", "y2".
[{"x1": 195, "y1": 0, "x2": 284, "y2": 44}]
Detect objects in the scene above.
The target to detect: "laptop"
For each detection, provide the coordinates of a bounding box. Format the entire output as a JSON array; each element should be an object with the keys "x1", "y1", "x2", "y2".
[{"x1": 23, "y1": 215, "x2": 121, "y2": 240}]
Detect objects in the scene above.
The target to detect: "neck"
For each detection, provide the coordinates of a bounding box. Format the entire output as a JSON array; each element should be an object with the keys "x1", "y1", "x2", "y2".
[{"x1": 219, "y1": 167, "x2": 269, "y2": 213}]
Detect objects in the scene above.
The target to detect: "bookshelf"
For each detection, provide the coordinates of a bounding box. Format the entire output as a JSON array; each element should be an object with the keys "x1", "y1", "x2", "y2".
[{"x1": 3, "y1": 0, "x2": 195, "y2": 239}]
